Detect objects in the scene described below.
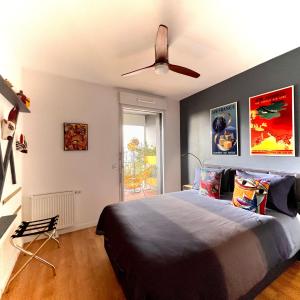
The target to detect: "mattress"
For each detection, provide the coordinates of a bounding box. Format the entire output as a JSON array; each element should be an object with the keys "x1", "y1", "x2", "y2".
[
  {"x1": 97, "y1": 190, "x2": 300, "y2": 300},
  {"x1": 267, "y1": 208, "x2": 300, "y2": 258},
  {"x1": 221, "y1": 190, "x2": 300, "y2": 258}
]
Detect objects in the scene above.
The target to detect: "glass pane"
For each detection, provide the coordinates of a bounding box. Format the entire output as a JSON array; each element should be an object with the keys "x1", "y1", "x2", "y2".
[{"x1": 122, "y1": 110, "x2": 162, "y2": 201}]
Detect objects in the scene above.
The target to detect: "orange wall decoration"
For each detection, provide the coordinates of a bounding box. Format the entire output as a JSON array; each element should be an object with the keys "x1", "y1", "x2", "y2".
[
  {"x1": 64, "y1": 123, "x2": 88, "y2": 151},
  {"x1": 249, "y1": 86, "x2": 294, "y2": 156}
]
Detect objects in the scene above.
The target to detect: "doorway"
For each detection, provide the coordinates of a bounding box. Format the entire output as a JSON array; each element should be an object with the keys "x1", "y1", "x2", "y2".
[{"x1": 121, "y1": 107, "x2": 163, "y2": 201}]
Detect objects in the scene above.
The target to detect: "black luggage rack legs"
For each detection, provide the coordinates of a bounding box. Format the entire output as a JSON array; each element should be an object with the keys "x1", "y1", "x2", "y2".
[{"x1": 6, "y1": 215, "x2": 60, "y2": 291}]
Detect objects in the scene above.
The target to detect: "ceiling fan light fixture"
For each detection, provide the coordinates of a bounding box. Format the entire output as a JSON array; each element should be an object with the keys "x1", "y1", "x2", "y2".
[
  {"x1": 154, "y1": 63, "x2": 169, "y2": 75},
  {"x1": 121, "y1": 25, "x2": 200, "y2": 78}
]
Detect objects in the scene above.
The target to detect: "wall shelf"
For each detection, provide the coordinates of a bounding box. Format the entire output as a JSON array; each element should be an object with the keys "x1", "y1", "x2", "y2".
[
  {"x1": 0, "y1": 214, "x2": 16, "y2": 239},
  {"x1": 0, "y1": 75, "x2": 30, "y2": 113},
  {"x1": 2, "y1": 187, "x2": 22, "y2": 205},
  {"x1": 0, "y1": 74, "x2": 31, "y2": 201}
]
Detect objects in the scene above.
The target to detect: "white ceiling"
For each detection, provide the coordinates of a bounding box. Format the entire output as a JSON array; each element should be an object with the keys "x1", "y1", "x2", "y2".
[{"x1": 1, "y1": 0, "x2": 300, "y2": 100}]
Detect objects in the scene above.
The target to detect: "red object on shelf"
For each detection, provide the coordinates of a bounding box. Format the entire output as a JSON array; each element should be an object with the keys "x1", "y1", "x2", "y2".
[
  {"x1": 8, "y1": 106, "x2": 18, "y2": 124},
  {"x1": 1, "y1": 106, "x2": 19, "y2": 140},
  {"x1": 16, "y1": 134, "x2": 28, "y2": 153},
  {"x1": 17, "y1": 90, "x2": 30, "y2": 108}
]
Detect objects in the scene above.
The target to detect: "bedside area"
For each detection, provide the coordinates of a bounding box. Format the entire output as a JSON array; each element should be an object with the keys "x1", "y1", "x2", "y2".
[{"x1": 182, "y1": 184, "x2": 193, "y2": 190}]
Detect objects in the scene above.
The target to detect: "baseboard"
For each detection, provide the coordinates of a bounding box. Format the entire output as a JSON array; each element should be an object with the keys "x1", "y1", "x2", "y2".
[{"x1": 57, "y1": 221, "x2": 97, "y2": 235}]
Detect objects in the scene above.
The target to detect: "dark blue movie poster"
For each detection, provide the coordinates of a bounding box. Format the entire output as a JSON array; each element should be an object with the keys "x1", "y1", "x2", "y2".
[{"x1": 210, "y1": 102, "x2": 239, "y2": 155}]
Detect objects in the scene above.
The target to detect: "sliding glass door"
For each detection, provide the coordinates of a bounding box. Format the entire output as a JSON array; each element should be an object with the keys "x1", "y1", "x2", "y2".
[{"x1": 121, "y1": 107, "x2": 163, "y2": 201}]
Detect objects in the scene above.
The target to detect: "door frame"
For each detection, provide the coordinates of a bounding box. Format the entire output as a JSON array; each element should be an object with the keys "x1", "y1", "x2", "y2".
[{"x1": 119, "y1": 104, "x2": 165, "y2": 202}]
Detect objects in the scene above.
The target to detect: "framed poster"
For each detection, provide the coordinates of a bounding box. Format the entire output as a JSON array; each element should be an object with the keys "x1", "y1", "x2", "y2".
[
  {"x1": 210, "y1": 102, "x2": 238, "y2": 155},
  {"x1": 64, "y1": 123, "x2": 88, "y2": 151},
  {"x1": 249, "y1": 86, "x2": 294, "y2": 156}
]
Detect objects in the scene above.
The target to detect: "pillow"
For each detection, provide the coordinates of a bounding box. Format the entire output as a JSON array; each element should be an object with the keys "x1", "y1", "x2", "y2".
[
  {"x1": 269, "y1": 172, "x2": 298, "y2": 214},
  {"x1": 228, "y1": 169, "x2": 237, "y2": 192},
  {"x1": 220, "y1": 192, "x2": 234, "y2": 200},
  {"x1": 236, "y1": 170, "x2": 297, "y2": 217},
  {"x1": 199, "y1": 168, "x2": 222, "y2": 199},
  {"x1": 194, "y1": 167, "x2": 230, "y2": 194},
  {"x1": 220, "y1": 168, "x2": 232, "y2": 194},
  {"x1": 192, "y1": 167, "x2": 201, "y2": 190},
  {"x1": 232, "y1": 176, "x2": 270, "y2": 214}
]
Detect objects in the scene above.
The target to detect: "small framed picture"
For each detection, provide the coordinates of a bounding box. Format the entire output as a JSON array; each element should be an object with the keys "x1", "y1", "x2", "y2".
[
  {"x1": 64, "y1": 123, "x2": 88, "y2": 151},
  {"x1": 210, "y1": 102, "x2": 239, "y2": 155}
]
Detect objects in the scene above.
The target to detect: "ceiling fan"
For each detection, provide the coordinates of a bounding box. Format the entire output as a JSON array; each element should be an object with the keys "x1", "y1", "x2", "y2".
[{"x1": 121, "y1": 24, "x2": 200, "y2": 78}]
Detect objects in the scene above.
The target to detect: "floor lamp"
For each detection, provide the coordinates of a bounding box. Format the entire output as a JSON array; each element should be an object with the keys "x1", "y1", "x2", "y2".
[{"x1": 181, "y1": 152, "x2": 204, "y2": 167}]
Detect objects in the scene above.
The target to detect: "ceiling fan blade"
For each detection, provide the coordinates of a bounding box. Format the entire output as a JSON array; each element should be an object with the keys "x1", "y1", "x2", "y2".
[
  {"x1": 168, "y1": 64, "x2": 200, "y2": 78},
  {"x1": 155, "y1": 25, "x2": 168, "y2": 63},
  {"x1": 121, "y1": 64, "x2": 154, "y2": 77}
]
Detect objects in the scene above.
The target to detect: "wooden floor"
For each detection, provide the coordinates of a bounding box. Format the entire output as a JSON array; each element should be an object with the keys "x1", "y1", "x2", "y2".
[{"x1": 2, "y1": 227, "x2": 300, "y2": 300}]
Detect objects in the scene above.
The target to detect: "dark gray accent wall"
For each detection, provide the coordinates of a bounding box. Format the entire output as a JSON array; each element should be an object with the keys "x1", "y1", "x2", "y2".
[{"x1": 180, "y1": 47, "x2": 300, "y2": 185}]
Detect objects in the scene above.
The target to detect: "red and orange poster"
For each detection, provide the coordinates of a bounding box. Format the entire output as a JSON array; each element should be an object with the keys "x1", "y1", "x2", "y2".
[{"x1": 249, "y1": 86, "x2": 294, "y2": 156}]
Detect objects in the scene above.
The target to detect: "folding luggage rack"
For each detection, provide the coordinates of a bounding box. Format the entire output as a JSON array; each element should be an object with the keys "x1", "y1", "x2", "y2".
[{"x1": 6, "y1": 215, "x2": 60, "y2": 290}]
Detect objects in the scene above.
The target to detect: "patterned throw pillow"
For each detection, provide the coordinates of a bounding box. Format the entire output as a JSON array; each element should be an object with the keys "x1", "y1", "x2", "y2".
[
  {"x1": 199, "y1": 168, "x2": 222, "y2": 199},
  {"x1": 232, "y1": 176, "x2": 270, "y2": 214}
]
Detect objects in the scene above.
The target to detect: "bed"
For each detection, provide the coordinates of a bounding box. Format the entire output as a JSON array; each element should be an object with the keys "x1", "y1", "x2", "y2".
[{"x1": 97, "y1": 170, "x2": 300, "y2": 300}]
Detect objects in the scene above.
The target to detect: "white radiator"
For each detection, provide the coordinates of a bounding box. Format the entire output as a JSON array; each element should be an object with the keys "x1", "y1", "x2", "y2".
[{"x1": 31, "y1": 191, "x2": 75, "y2": 229}]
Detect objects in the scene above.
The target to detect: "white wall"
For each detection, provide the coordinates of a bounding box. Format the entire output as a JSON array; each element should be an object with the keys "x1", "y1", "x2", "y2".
[
  {"x1": 164, "y1": 98, "x2": 181, "y2": 192},
  {"x1": 22, "y1": 69, "x2": 180, "y2": 231},
  {"x1": 0, "y1": 55, "x2": 24, "y2": 296}
]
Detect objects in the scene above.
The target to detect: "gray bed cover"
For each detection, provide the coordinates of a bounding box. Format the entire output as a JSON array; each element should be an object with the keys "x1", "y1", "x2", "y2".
[{"x1": 97, "y1": 190, "x2": 300, "y2": 300}]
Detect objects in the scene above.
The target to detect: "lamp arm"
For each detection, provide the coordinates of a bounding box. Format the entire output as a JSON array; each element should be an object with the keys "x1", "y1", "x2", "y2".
[{"x1": 181, "y1": 152, "x2": 204, "y2": 168}]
